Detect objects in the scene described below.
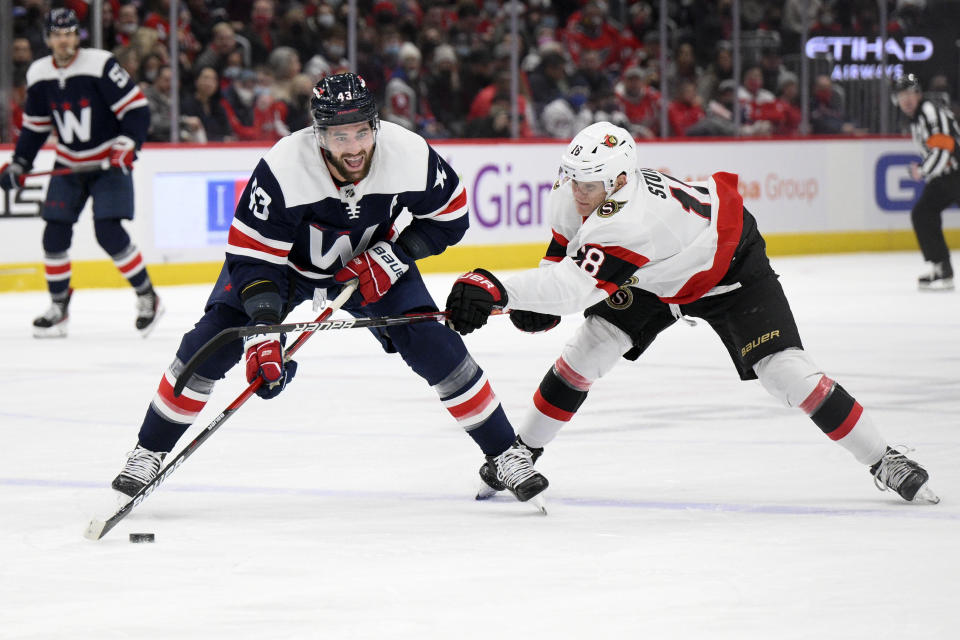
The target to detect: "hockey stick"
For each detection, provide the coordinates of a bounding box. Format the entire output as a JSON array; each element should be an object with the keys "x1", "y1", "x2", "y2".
[
  {"x1": 18, "y1": 160, "x2": 111, "y2": 185},
  {"x1": 173, "y1": 306, "x2": 507, "y2": 397},
  {"x1": 83, "y1": 279, "x2": 359, "y2": 541}
]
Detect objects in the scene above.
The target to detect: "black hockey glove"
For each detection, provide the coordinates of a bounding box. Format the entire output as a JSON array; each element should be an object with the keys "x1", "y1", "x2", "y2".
[
  {"x1": 445, "y1": 268, "x2": 507, "y2": 335},
  {"x1": 0, "y1": 157, "x2": 31, "y2": 191},
  {"x1": 510, "y1": 309, "x2": 561, "y2": 333}
]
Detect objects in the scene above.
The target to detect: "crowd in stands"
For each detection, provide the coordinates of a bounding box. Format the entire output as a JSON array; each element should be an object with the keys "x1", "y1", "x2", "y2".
[{"x1": 6, "y1": 0, "x2": 947, "y2": 143}]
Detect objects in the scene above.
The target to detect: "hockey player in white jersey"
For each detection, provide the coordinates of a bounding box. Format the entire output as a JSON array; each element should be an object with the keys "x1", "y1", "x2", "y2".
[
  {"x1": 446, "y1": 121, "x2": 939, "y2": 505},
  {"x1": 110, "y1": 73, "x2": 547, "y2": 509}
]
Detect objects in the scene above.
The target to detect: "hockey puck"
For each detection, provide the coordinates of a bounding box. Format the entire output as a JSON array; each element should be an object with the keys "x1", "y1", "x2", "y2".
[{"x1": 129, "y1": 533, "x2": 155, "y2": 543}]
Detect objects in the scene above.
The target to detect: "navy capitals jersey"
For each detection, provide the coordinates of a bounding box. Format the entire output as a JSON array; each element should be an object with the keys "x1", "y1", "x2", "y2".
[
  {"x1": 17, "y1": 48, "x2": 149, "y2": 167},
  {"x1": 225, "y1": 121, "x2": 469, "y2": 291}
]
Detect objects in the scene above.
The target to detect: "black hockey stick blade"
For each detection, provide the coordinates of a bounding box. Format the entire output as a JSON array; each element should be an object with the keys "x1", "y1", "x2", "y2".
[{"x1": 172, "y1": 309, "x2": 448, "y2": 397}]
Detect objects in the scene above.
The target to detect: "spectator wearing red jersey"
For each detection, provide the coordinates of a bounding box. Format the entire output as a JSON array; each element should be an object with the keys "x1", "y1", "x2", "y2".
[
  {"x1": 466, "y1": 70, "x2": 534, "y2": 138},
  {"x1": 738, "y1": 66, "x2": 776, "y2": 125},
  {"x1": 668, "y1": 79, "x2": 706, "y2": 136},
  {"x1": 221, "y1": 69, "x2": 289, "y2": 142},
  {"x1": 772, "y1": 73, "x2": 802, "y2": 136},
  {"x1": 616, "y1": 66, "x2": 660, "y2": 138},
  {"x1": 237, "y1": 0, "x2": 280, "y2": 66},
  {"x1": 563, "y1": 1, "x2": 624, "y2": 70}
]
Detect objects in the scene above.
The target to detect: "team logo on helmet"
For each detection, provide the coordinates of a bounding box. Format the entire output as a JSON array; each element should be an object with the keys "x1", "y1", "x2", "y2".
[
  {"x1": 596, "y1": 199, "x2": 627, "y2": 218},
  {"x1": 605, "y1": 276, "x2": 638, "y2": 310},
  {"x1": 313, "y1": 87, "x2": 324, "y2": 99},
  {"x1": 602, "y1": 134, "x2": 618, "y2": 147}
]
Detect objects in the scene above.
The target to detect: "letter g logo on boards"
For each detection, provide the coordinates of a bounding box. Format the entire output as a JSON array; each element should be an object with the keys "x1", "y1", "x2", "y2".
[{"x1": 874, "y1": 153, "x2": 923, "y2": 211}]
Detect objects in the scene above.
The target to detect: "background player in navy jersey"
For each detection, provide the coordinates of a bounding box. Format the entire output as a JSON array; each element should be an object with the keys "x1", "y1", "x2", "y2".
[
  {"x1": 892, "y1": 73, "x2": 959, "y2": 291},
  {"x1": 110, "y1": 73, "x2": 547, "y2": 507},
  {"x1": 446, "y1": 121, "x2": 938, "y2": 505},
  {"x1": 0, "y1": 9, "x2": 163, "y2": 338}
]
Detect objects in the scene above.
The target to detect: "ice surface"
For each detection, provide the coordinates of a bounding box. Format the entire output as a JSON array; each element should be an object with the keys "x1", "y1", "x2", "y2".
[{"x1": 1, "y1": 252, "x2": 958, "y2": 639}]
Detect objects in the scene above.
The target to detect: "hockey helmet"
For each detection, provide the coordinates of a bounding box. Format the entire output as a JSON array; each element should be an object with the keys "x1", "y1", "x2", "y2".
[
  {"x1": 891, "y1": 72, "x2": 922, "y2": 106},
  {"x1": 46, "y1": 8, "x2": 80, "y2": 36},
  {"x1": 558, "y1": 122, "x2": 637, "y2": 194},
  {"x1": 892, "y1": 72, "x2": 921, "y2": 95},
  {"x1": 311, "y1": 73, "x2": 379, "y2": 134}
]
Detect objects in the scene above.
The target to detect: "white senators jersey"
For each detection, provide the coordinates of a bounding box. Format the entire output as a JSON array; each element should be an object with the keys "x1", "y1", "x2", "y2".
[{"x1": 503, "y1": 169, "x2": 744, "y2": 316}]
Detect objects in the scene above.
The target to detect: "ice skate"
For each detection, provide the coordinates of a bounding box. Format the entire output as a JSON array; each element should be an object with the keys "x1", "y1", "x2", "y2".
[
  {"x1": 135, "y1": 289, "x2": 165, "y2": 337},
  {"x1": 917, "y1": 262, "x2": 954, "y2": 291},
  {"x1": 870, "y1": 447, "x2": 939, "y2": 504},
  {"x1": 484, "y1": 438, "x2": 548, "y2": 513},
  {"x1": 32, "y1": 289, "x2": 72, "y2": 338},
  {"x1": 112, "y1": 444, "x2": 167, "y2": 499},
  {"x1": 476, "y1": 437, "x2": 543, "y2": 500}
]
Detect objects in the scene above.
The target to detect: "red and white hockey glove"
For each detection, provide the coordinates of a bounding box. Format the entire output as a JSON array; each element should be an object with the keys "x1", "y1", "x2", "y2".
[
  {"x1": 243, "y1": 329, "x2": 298, "y2": 399},
  {"x1": 109, "y1": 135, "x2": 137, "y2": 173},
  {"x1": 445, "y1": 268, "x2": 507, "y2": 335},
  {"x1": 334, "y1": 241, "x2": 410, "y2": 305}
]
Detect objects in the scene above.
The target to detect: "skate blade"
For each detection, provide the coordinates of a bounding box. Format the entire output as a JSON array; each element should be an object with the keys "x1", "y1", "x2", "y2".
[
  {"x1": 475, "y1": 481, "x2": 501, "y2": 500},
  {"x1": 138, "y1": 301, "x2": 166, "y2": 338},
  {"x1": 918, "y1": 280, "x2": 954, "y2": 292},
  {"x1": 528, "y1": 493, "x2": 548, "y2": 515},
  {"x1": 912, "y1": 483, "x2": 941, "y2": 505},
  {"x1": 33, "y1": 323, "x2": 68, "y2": 338}
]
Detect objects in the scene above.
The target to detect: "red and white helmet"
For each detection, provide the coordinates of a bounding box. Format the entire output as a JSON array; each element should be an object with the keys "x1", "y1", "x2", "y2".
[{"x1": 558, "y1": 122, "x2": 637, "y2": 194}]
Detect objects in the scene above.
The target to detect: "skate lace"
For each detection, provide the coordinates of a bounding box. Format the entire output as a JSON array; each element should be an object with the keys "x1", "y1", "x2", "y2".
[
  {"x1": 136, "y1": 293, "x2": 156, "y2": 317},
  {"x1": 495, "y1": 445, "x2": 538, "y2": 488},
  {"x1": 121, "y1": 447, "x2": 165, "y2": 484},
  {"x1": 872, "y1": 446, "x2": 917, "y2": 493}
]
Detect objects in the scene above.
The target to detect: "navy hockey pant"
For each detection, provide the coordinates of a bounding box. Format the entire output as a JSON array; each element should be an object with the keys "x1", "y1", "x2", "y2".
[{"x1": 136, "y1": 264, "x2": 516, "y2": 456}]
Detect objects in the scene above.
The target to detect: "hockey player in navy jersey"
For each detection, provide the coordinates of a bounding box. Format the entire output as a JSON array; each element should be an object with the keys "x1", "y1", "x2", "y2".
[
  {"x1": 110, "y1": 73, "x2": 548, "y2": 507},
  {"x1": 446, "y1": 121, "x2": 939, "y2": 505},
  {"x1": 0, "y1": 9, "x2": 163, "y2": 338}
]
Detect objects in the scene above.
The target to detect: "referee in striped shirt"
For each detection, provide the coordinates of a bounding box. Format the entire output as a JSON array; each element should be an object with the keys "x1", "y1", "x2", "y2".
[{"x1": 893, "y1": 73, "x2": 958, "y2": 291}]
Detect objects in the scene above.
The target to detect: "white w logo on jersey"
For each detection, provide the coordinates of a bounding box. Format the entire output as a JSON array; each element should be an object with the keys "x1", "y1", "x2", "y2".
[
  {"x1": 52, "y1": 107, "x2": 92, "y2": 144},
  {"x1": 309, "y1": 224, "x2": 378, "y2": 269}
]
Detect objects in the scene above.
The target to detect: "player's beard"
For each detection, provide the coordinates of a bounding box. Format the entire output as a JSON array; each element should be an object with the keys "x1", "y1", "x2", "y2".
[{"x1": 327, "y1": 145, "x2": 375, "y2": 182}]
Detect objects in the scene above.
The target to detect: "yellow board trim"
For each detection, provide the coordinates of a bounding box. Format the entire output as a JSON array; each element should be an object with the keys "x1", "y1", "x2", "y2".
[{"x1": 1, "y1": 229, "x2": 957, "y2": 292}]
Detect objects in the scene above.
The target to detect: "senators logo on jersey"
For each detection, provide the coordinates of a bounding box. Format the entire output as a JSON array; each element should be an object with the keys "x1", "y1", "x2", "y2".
[{"x1": 596, "y1": 199, "x2": 627, "y2": 218}]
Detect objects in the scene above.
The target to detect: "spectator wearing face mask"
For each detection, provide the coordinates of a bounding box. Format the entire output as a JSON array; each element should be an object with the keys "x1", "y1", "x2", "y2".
[
  {"x1": 221, "y1": 69, "x2": 290, "y2": 142},
  {"x1": 237, "y1": 0, "x2": 280, "y2": 66},
  {"x1": 383, "y1": 42, "x2": 444, "y2": 137},
  {"x1": 113, "y1": 3, "x2": 142, "y2": 48}
]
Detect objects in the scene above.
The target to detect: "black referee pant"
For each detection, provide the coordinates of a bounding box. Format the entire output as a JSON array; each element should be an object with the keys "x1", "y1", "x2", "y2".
[{"x1": 911, "y1": 171, "x2": 960, "y2": 272}]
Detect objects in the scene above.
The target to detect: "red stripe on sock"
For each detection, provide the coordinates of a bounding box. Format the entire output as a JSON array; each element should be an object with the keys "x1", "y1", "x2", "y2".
[
  {"x1": 533, "y1": 388, "x2": 574, "y2": 422},
  {"x1": 553, "y1": 356, "x2": 592, "y2": 392},
  {"x1": 118, "y1": 253, "x2": 144, "y2": 274},
  {"x1": 447, "y1": 381, "x2": 495, "y2": 419},
  {"x1": 827, "y1": 402, "x2": 863, "y2": 441},
  {"x1": 45, "y1": 263, "x2": 71, "y2": 275},
  {"x1": 799, "y1": 376, "x2": 834, "y2": 415},
  {"x1": 156, "y1": 374, "x2": 207, "y2": 414}
]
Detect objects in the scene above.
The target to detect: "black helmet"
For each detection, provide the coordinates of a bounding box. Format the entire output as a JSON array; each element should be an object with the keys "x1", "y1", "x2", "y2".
[
  {"x1": 892, "y1": 73, "x2": 921, "y2": 95},
  {"x1": 311, "y1": 73, "x2": 379, "y2": 130},
  {"x1": 46, "y1": 8, "x2": 79, "y2": 36}
]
